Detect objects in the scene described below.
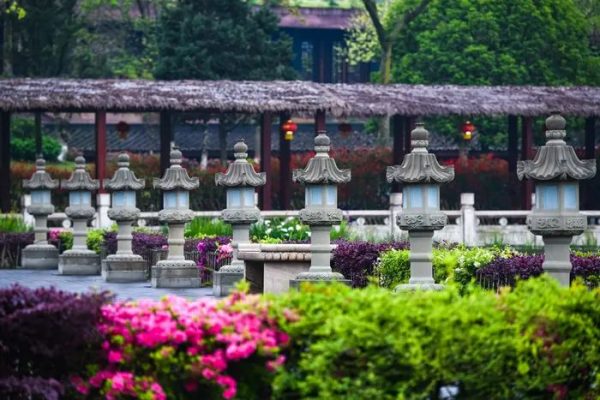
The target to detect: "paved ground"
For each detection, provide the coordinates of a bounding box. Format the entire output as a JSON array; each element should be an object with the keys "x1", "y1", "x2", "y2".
[{"x1": 0, "y1": 269, "x2": 213, "y2": 301}]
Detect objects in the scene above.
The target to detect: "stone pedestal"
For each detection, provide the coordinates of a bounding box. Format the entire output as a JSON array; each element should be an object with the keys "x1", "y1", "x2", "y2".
[
  {"x1": 59, "y1": 214, "x2": 100, "y2": 275},
  {"x1": 213, "y1": 224, "x2": 248, "y2": 297},
  {"x1": 290, "y1": 224, "x2": 351, "y2": 288},
  {"x1": 21, "y1": 214, "x2": 58, "y2": 269},
  {"x1": 152, "y1": 221, "x2": 200, "y2": 288},
  {"x1": 542, "y1": 236, "x2": 572, "y2": 286},
  {"x1": 103, "y1": 210, "x2": 147, "y2": 282},
  {"x1": 395, "y1": 230, "x2": 443, "y2": 291}
]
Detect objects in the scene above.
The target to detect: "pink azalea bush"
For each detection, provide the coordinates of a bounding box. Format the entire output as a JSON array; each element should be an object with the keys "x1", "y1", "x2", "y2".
[{"x1": 74, "y1": 292, "x2": 288, "y2": 399}]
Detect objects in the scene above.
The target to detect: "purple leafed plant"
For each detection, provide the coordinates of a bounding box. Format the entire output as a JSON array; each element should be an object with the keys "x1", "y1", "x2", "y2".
[
  {"x1": 0, "y1": 285, "x2": 112, "y2": 398},
  {"x1": 194, "y1": 236, "x2": 232, "y2": 270},
  {"x1": 332, "y1": 240, "x2": 409, "y2": 287},
  {"x1": 476, "y1": 255, "x2": 544, "y2": 288},
  {"x1": 571, "y1": 254, "x2": 600, "y2": 287}
]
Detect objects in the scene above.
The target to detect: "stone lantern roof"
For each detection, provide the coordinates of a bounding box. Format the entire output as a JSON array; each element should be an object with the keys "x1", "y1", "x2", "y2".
[
  {"x1": 215, "y1": 140, "x2": 266, "y2": 187},
  {"x1": 23, "y1": 158, "x2": 58, "y2": 190},
  {"x1": 153, "y1": 148, "x2": 199, "y2": 191},
  {"x1": 386, "y1": 123, "x2": 454, "y2": 184},
  {"x1": 61, "y1": 156, "x2": 99, "y2": 191},
  {"x1": 292, "y1": 131, "x2": 351, "y2": 184},
  {"x1": 103, "y1": 153, "x2": 145, "y2": 191},
  {"x1": 517, "y1": 113, "x2": 596, "y2": 181}
]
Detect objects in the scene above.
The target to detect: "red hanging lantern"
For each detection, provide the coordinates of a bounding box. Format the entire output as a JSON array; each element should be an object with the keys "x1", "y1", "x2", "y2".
[
  {"x1": 338, "y1": 122, "x2": 352, "y2": 138},
  {"x1": 461, "y1": 120, "x2": 475, "y2": 141},
  {"x1": 281, "y1": 119, "x2": 298, "y2": 141},
  {"x1": 116, "y1": 121, "x2": 129, "y2": 140}
]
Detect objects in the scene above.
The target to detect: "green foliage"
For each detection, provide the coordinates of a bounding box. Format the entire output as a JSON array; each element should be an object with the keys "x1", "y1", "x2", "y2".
[
  {"x1": 270, "y1": 278, "x2": 600, "y2": 399},
  {"x1": 330, "y1": 220, "x2": 352, "y2": 241},
  {"x1": 155, "y1": 0, "x2": 295, "y2": 80},
  {"x1": 0, "y1": 214, "x2": 30, "y2": 233},
  {"x1": 10, "y1": 118, "x2": 62, "y2": 162},
  {"x1": 59, "y1": 230, "x2": 73, "y2": 251},
  {"x1": 86, "y1": 226, "x2": 117, "y2": 254},
  {"x1": 376, "y1": 245, "x2": 509, "y2": 289},
  {"x1": 250, "y1": 218, "x2": 310, "y2": 242},
  {"x1": 389, "y1": 0, "x2": 600, "y2": 86},
  {"x1": 184, "y1": 217, "x2": 233, "y2": 239}
]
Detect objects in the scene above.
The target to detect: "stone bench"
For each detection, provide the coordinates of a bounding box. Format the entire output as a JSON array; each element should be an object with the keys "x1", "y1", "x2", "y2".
[{"x1": 238, "y1": 244, "x2": 335, "y2": 294}]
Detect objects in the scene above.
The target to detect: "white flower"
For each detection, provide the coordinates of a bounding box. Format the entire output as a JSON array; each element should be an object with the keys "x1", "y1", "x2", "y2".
[
  {"x1": 266, "y1": 228, "x2": 272, "y2": 235},
  {"x1": 295, "y1": 224, "x2": 301, "y2": 231}
]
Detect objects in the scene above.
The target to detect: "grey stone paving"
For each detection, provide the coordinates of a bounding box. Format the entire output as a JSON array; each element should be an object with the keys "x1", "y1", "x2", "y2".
[{"x1": 0, "y1": 269, "x2": 213, "y2": 301}]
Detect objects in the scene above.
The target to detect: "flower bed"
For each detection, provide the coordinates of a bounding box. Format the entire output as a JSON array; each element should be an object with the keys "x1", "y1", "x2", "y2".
[{"x1": 3, "y1": 279, "x2": 600, "y2": 399}]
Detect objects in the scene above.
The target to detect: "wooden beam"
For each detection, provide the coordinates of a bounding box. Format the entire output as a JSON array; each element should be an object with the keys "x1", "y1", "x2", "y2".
[
  {"x1": 0, "y1": 112, "x2": 10, "y2": 212},
  {"x1": 159, "y1": 111, "x2": 172, "y2": 176},
  {"x1": 259, "y1": 112, "x2": 273, "y2": 210},
  {"x1": 279, "y1": 112, "x2": 291, "y2": 210},
  {"x1": 521, "y1": 116, "x2": 534, "y2": 210},
  {"x1": 315, "y1": 110, "x2": 326, "y2": 133},
  {"x1": 34, "y1": 112, "x2": 42, "y2": 157},
  {"x1": 95, "y1": 112, "x2": 107, "y2": 193}
]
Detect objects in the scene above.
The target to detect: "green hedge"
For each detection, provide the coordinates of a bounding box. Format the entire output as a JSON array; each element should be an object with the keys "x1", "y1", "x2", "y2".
[{"x1": 270, "y1": 278, "x2": 600, "y2": 399}]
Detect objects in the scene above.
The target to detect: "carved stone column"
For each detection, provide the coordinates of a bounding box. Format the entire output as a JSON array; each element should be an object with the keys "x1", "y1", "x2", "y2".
[
  {"x1": 290, "y1": 132, "x2": 351, "y2": 287},
  {"x1": 58, "y1": 156, "x2": 101, "y2": 275},
  {"x1": 152, "y1": 149, "x2": 200, "y2": 288},
  {"x1": 21, "y1": 158, "x2": 59, "y2": 269},
  {"x1": 213, "y1": 140, "x2": 265, "y2": 296},
  {"x1": 102, "y1": 153, "x2": 147, "y2": 282},
  {"x1": 518, "y1": 113, "x2": 596, "y2": 286},
  {"x1": 387, "y1": 123, "x2": 455, "y2": 291}
]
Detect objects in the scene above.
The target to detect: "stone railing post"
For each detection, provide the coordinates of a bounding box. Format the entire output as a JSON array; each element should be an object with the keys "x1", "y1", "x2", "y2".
[
  {"x1": 460, "y1": 193, "x2": 477, "y2": 246},
  {"x1": 96, "y1": 192, "x2": 111, "y2": 228},
  {"x1": 389, "y1": 192, "x2": 403, "y2": 239}
]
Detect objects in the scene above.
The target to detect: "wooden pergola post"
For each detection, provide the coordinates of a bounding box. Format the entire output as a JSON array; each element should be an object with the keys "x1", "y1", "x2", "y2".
[
  {"x1": 95, "y1": 111, "x2": 107, "y2": 192},
  {"x1": 0, "y1": 111, "x2": 10, "y2": 213},
  {"x1": 390, "y1": 114, "x2": 405, "y2": 193},
  {"x1": 315, "y1": 110, "x2": 326, "y2": 133},
  {"x1": 34, "y1": 112, "x2": 42, "y2": 156},
  {"x1": 521, "y1": 116, "x2": 534, "y2": 210},
  {"x1": 259, "y1": 112, "x2": 273, "y2": 210},
  {"x1": 279, "y1": 112, "x2": 291, "y2": 210},
  {"x1": 159, "y1": 111, "x2": 172, "y2": 176},
  {"x1": 584, "y1": 117, "x2": 596, "y2": 209},
  {"x1": 507, "y1": 115, "x2": 519, "y2": 209}
]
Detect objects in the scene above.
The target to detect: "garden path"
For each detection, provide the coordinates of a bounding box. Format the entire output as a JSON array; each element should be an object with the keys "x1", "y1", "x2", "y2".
[{"x1": 0, "y1": 270, "x2": 213, "y2": 300}]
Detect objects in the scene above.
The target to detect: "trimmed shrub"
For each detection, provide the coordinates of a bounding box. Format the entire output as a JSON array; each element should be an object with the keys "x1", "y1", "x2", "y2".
[
  {"x1": 0, "y1": 285, "x2": 112, "y2": 399},
  {"x1": 0, "y1": 232, "x2": 34, "y2": 268},
  {"x1": 270, "y1": 278, "x2": 600, "y2": 399},
  {"x1": 331, "y1": 241, "x2": 408, "y2": 287}
]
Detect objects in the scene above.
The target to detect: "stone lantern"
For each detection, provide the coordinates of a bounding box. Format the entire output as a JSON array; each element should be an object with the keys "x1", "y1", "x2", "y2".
[
  {"x1": 102, "y1": 153, "x2": 146, "y2": 282},
  {"x1": 21, "y1": 157, "x2": 59, "y2": 269},
  {"x1": 518, "y1": 113, "x2": 596, "y2": 286},
  {"x1": 387, "y1": 122, "x2": 454, "y2": 290},
  {"x1": 290, "y1": 131, "x2": 351, "y2": 286},
  {"x1": 213, "y1": 139, "x2": 266, "y2": 296},
  {"x1": 59, "y1": 156, "x2": 100, "y2": 275},
  {"x1": 152, "y1": 148, "x2": 200, "y2": 288}
]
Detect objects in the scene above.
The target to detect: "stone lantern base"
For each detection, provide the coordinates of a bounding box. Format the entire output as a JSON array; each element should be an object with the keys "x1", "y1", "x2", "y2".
[
  {"x1": 102, "y1": 255, "x2": 148, "y2": 282},
  {"x1": 21, "y1": 243, "x2": 59, "y2": 269},
  {"x1": 151, "y1": 260, "x2": 201, "y2": 288},
  {"x1": 58, "y1": 250, "x2": 100, "y2": 275},
  {"x1": 213, "y1": 264, "x2": 244, "y2": 297}
]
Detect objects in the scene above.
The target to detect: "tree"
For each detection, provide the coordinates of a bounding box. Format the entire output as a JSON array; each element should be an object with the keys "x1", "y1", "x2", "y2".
[
  {"x1": 1, "y1": 0, "x2": 80, "y2": 77},
  {"x1": 359, "y1": 0, "x2": 430, "y2": 84},
  {"x1": 389, "y1": 0, "x2": 600, "y2": 86},
  {"x1": 155, "y1": 0, "x2": 295, "y2": 163},
  {"x1": 155, "y1": 0, "x2": 294, "y2": 81}
]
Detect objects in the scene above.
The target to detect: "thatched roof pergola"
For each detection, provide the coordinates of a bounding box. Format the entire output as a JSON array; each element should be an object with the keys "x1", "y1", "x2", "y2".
[
  {"x1": 0, "y1": 78, "x2": 599, "y2": 117},
  {"x1": 0, "y1": 78, "x2": 598, "y2": 213}
]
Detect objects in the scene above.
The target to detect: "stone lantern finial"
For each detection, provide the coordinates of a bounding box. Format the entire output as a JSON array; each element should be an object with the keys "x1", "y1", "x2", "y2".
[
  {"x1": 153, "y1": 150, "x2": 199, "y2": 191},
  {"x1": 215, "y1": 139, "x2": 266, "y2": 188},
  {"x1": 23, "y1": 157, "x2": 59, "y2": 191},
  {"x1": 293, "y1": 132, "x2": 350, "y2": 184},
  {"x1": 104, "y1": 152, "x2": 145, "y2": 191},
  {"x1": 61, "y1": 156, "x2": 100, "y2": 191}
]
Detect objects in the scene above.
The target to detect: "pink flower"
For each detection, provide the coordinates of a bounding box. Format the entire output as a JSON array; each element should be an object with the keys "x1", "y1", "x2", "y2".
[
  {"x1": 184, "y1": 380, "x2": 199, "y2": 392},
  {"x1": 108, "y1": 350, "x2": 123, "y2": 363},
  {"x1": 70, "y1": 376, "x2": 89, "y2": 395}
]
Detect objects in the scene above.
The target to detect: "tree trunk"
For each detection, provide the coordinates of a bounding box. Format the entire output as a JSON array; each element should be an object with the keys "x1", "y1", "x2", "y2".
[{"x1": 2, "y1": 11, "x2": 13, "y2": 76}]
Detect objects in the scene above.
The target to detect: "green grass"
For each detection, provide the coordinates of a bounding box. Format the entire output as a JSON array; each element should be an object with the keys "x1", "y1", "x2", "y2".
[{"x1": 0, "y1": 214, "x2": 31, "y2": 233}]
